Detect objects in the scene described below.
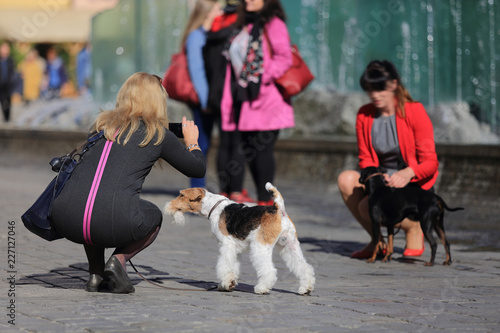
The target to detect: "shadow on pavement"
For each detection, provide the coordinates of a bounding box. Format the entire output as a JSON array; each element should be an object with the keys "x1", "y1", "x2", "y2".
[
  {"x1": 300, "y1": 237, "x2": 429, "y2": 265},
  {"x1": 17, "y1": 262, "x2": 300, "y2": 295}
]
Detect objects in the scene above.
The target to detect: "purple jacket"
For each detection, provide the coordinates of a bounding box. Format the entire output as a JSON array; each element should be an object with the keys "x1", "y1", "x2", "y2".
[{"x1": 221, "y1": 17, "x2": 294, "y2": 131}]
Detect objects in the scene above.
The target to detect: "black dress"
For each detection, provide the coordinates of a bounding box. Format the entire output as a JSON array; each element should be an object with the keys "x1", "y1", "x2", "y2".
[{"x1": 51, "y1": 123, "x2": 205, "y2": 247}]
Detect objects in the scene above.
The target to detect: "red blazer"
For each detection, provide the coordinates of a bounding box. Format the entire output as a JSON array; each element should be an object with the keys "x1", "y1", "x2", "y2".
[{"x1": 356, "y1": 102, "x2": 439, "y2": 190}]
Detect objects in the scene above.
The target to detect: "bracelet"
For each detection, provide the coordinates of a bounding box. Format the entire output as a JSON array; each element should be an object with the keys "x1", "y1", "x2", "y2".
[{"x1": 186, "y1": 144, "x2": 200, "y2": 151}]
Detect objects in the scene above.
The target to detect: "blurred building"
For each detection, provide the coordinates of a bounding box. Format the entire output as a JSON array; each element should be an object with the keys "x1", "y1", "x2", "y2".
[
  {"x1": 0, "y1": 0, "x2": 118, "y2": 43},
  {"x1": 0, "y1": 0, "x2": 119, "y2": 100}
]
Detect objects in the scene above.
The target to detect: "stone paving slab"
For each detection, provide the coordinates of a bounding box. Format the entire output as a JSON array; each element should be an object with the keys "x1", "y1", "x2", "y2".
[{"x1": 1, "y1": 153, "x2": 500, "y2": 332}]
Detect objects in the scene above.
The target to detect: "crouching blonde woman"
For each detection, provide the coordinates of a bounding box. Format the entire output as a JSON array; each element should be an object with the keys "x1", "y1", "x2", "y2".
[{"x1": 51, "y1": 72, "x2": 206, "y2": 293}]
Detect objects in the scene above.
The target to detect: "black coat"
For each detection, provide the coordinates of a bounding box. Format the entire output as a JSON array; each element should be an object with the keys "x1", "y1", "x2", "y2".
[
  {"x1": 0, "y1": 57, "x2": 15, "y2": 92},
  {"x1": 203, "y1": 25, "x2": 236, "y2": 113}
]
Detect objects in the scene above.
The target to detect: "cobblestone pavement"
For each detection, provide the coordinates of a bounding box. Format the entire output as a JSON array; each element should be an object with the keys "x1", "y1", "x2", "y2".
[{"x1": 1, "y1": 151, "x2": 499, "y2": 333}]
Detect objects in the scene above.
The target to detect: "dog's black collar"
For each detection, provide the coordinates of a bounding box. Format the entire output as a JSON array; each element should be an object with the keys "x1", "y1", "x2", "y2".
[{"x1": 208, "y1": 198, "x2": 228, "y2": 219}]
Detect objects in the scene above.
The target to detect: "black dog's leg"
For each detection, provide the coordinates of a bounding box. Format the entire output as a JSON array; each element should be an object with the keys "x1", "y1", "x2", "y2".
[
  {"x1": 434, "y1": 211, "x2": 452, "y2": 265},
  {"x1": 382, "y1": 225, "x2": 394, "y2": 262},
  {"x1": 421, "y1": 218, "x2": 438, "y2": 267},
  {"x1": 367, "y1": 219, "x2": 381, "y2": 263}
]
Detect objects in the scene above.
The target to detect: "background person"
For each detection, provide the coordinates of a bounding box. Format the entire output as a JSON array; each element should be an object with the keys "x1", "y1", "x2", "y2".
[
  {"x1": 219, "y1": 0, "x2": 294, "y2": 205},
  {"x1": 76, "y1": 43, "x2": 92, "y2": 96},
  {"x1": 181, "y1": 0, "x2": 222, "y2": 188},
  {"x1": 50, "y1": 72, "x2": 205, "y2": 293},
  {"x1": 203, "y1": 0, "x2": 241, "y2": 198},
  {"x1": 0, "y1": 41, "x2": 15, "y2": 122},
  {"x1": 337, "y1": 60, "x2": 439, "y2": 259},
  {"x1": 44, "y1": 47, "x2": 67, "y2": 99},
  {"x1": 19, "y1": 49, "x2": 44, "y2": 104}
]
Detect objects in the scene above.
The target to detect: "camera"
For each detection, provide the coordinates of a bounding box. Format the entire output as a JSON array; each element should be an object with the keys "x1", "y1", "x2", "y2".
[
  {"x1": 49, "y1": 156, "x2": 63, "y2": 172},
  {"x1": 169, "y1": 123, "x2": 184, "y2": 138},
  {"x1": 49, "y1": 156, "x2": 72, "y2": 172}
]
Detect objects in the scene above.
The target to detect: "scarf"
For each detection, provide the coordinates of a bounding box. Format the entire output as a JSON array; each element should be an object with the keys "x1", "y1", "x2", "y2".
[{"x1": 225, "y1": 13, "x2": 264, "y2": 103}]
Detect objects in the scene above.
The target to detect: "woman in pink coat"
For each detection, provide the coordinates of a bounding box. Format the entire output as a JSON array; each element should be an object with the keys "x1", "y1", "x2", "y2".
[{"x1": 219, "y1": 0, "x2": 293, "y2": 205}]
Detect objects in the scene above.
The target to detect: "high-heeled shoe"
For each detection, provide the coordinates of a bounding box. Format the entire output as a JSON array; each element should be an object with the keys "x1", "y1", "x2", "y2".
[
  {"x1": 86, "y1": 274, "x2": 104, "y2": 292},
  {"x1": 104, "y1": 256, "x2": 135, "y2": 294},
  {"x1": 403, "y1": 234, "x2": 425, "y2": 257}
]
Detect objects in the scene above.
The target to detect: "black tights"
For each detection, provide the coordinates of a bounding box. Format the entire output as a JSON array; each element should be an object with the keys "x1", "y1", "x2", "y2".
[
  {"x1": 84, "y1": 226, "x2": 161, "y2": 276},
  {"x1": 217, "y1": 130, "x2": 279, "y2": 201},
  {"x1": 217, "y1": 130, "x2": 246, "y2": 194},
  {"x1": 240, "y1": 130, "x2": 279, "y2": 201}
]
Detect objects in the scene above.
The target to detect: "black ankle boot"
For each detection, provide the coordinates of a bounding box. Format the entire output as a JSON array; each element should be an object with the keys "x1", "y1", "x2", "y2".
[
  {"x1": 104, "y1": 256, "x2": 135, "y2": 294},
  {"x1": 86, "y1": 274, "x2": 104, "y2": 292}
]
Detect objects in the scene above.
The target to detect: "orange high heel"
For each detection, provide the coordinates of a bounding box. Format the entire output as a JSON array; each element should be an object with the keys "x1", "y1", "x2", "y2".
[{"x1": 403, "y1": 234, "x2": 425, "y2": 257}]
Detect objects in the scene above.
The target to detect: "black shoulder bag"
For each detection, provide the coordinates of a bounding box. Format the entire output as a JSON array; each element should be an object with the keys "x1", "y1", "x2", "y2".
[{"x1": 21, "y1": 131, "x2": 104, "y2": 241}]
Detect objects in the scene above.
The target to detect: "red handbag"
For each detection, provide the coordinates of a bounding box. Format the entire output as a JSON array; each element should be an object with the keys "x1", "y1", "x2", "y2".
[
  {"x1": 264, "y1": 31, "x2": 314, "y2": 99},
  {"x1": 275, "y1": 44, "x2": 315, "y2": 99},
  {"x1": 162, "y1": 51, "x2": 200, "y2": 105}
]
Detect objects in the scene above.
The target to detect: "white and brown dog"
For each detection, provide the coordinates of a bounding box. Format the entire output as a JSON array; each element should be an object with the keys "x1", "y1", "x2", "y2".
[{"x1": 165, "y1": 183, "x2": 315, "y2": 295}]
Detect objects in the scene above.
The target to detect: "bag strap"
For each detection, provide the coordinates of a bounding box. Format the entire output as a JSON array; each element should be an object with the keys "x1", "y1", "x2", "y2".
[
  {"x1": 71, "y1": 131, "x2": 105, "y2": 159},
  {"x1": 49, "y1": 131, "x2": 106, "y2": 216}
]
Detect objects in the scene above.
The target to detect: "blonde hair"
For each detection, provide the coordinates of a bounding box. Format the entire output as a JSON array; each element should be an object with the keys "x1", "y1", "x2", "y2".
[
  {"x1": 91, "y1": 72, "x2": 169, "y2": 147},
  {"x1": 180, "y1": 0, "x2": 218, "y2": 49}
]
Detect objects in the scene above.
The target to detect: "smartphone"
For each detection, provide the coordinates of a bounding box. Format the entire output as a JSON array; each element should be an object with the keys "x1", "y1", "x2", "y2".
[
  {"x1": 168, "y1": 123, "x2": 184, "y2": 138},
  {"x1": 169, "y1": 123, "x2": 184, "y2": 138}
]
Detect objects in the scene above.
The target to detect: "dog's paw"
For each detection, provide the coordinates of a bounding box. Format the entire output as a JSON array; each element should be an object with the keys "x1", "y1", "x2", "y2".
[
  {"x1": 217, "y1": 284, "x2": 232, "y2": 292},
  {"x1": 298, "y1": 286, "x2": 313, "y2": 296},
  {"x1": 254, "y1": 285, "x2": 271, "y2": 295},
  {"x1": 381, "y1": 253, "x2": 392, "y2": 262},
  {"x1": 424, "y1": 261, "x2": 435, "y2": 267},
  {"x1": 217, "y1": 280, "x2": 237, "y2": 292}
]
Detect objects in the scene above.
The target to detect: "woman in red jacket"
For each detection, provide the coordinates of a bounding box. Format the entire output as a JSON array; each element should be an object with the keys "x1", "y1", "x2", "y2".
[{"x1": 338, "y1": 60, "x2": 439, "y2": 259}]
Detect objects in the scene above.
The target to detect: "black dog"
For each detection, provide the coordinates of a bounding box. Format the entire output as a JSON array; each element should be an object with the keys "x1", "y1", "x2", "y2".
[{"x1": 359, "y1": 166, "x2": 464, "y2": 266}]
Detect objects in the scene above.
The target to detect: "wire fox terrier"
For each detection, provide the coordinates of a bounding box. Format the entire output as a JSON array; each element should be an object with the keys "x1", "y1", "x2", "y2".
[{"x1": 165, "y1": 183, "x2": 315, "y2": 295}]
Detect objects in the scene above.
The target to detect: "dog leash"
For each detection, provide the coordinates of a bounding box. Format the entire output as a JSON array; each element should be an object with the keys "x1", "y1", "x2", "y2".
[
  {"x1": 129, "y1": 260, "x2": 254, "y2": 294},
  {"x1": 381, "y1": 225, "x2": 403, "y2": 238},
  {"x1": 129, "y1": 260, "x2": 218, "y2": 292},
  {"x1": 361, "y1": 172, "x2": 385, "y2": 184}
]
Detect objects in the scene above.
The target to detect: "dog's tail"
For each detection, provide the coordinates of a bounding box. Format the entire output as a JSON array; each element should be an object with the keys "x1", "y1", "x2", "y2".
[
  {"x1": 265, "y1": 182, "x2": 286, "y2": 216},
  {"x1": 437, "y1": 195, "x2": 465, "y2": 212}
]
